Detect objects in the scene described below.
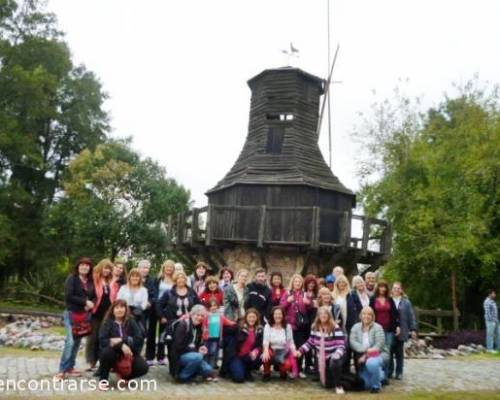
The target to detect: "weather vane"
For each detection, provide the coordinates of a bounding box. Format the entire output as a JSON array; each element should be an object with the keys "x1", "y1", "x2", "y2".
[{"x1": 281, "y1": 42, "x2": 300, "y2": 66}]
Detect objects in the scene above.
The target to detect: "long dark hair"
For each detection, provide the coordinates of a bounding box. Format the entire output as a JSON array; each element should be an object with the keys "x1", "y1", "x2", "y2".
[
  {"x1": 103, "y1": 299, "x2": 131, "y2": 322},
  {"x1": 270, "y1": 271, "x2": 284, "y2": 289},
  {"x1": 375, "y1": 280, "x2": 390, "y2": 298},
  {"x1": 268, "y1": 306, "x2": 287, "y2": 328},
  {"x1": 73, "y1": 257, "x2": 93, "y2": 277}
]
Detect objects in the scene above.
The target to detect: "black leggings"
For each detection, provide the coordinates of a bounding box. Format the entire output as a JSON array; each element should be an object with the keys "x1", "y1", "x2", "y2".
[
  {"x1": 293, "y1": 328, "x2": 310, "y2": 372},
  {"x1": 324, "y1": 356, "x2": 345, "y2": 388},
  {"x1": 98, "y1": 347, "x2": 149, "y2": 381}
]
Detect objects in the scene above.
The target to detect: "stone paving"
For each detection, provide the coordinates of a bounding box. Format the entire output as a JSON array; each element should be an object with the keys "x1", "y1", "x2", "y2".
[{"x1": 0, "y1": 353, "x2": 499, "y2": 398}]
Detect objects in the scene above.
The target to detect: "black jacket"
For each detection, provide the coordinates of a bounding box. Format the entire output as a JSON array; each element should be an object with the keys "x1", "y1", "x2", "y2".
[
  {"x1": 346, "y1": 291, "x2": 362, "y2": 334},
  {"x1": 143, "y1": 275, "x2": 158, "y2": 306},
  {"x1": 169, "y1": 319, "x2": 203, "y2": 377},
  {"x1": 98, "y1": 317, "x2": 144, "y2": 355},
  {"x1": 156, "y1": 286, "x2": 200, "y2": 321},
  {"x1": 244, "y1": 282, "x2": 272, "y2": 321},
  {"x1": 64, "y1": 274, "x2": 96, "y2": 312},
  {"x1": 369, "y1": 296, "x2": 400, "y2": 333}
]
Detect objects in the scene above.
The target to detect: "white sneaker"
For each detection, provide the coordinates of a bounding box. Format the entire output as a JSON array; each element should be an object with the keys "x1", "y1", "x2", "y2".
[
  {"x1": 299, "y1": 372, "x2": 307, "y2": 379},
  {"x1": 335, "y1": 386, "x2": 345, "y2": 394}
]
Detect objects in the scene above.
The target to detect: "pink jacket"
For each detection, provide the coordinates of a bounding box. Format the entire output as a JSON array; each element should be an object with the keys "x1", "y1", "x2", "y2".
[{"x1": 280, "y1": 289, "x2": 313, "y2": 330}]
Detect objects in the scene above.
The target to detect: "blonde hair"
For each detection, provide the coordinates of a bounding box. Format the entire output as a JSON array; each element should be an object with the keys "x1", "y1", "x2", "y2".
[
  {"x1": 127, "y1": 268, "x2": 143, "y2": 288},
  {"x1": 317, "y1": 287, "x2": 334, "y2": 306},
  {"x1": 94, "y1": 258, "x2": 114, "y2": 283},
  {"x1": 236, "y1": 268, "x2": 249, "y2": 278},
  {"x1": 287, "y1": 273, "x2": 304, "y2": 291},
  {"x1": 332, "y1": 274, "x2": 351, "y2": 299},
  {"x1": 360, "y1": 306, "x2": 375, "y2": 327},
  {"x1": 332, "y1": 266, "x2": 344, "y2": 276},
  {"x1": 173, "y1": 271, "x2": 188, "y2": 285},
  {"x1": 351, "y1": 275, "x2": 365, "y2": 290},
  {"x1": 312, "y1": 306, "x2": 336, "y2": 332},
  {"x1": 158, "y1": 259, "x2": 176, "y2": 279}
]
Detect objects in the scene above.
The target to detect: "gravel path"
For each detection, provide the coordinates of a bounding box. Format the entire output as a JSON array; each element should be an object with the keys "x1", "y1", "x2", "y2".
[{"x1": 0, "y1": 354, "x2": 498, "y2": 397}]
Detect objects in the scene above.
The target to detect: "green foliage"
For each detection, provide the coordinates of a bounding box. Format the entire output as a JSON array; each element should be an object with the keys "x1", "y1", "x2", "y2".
[
  {"x1": 44, "y1": 140, "x2": 191, "y2": 267},
  {"x1": 356, "y1": 80, "x2": 500, "y2": 323}
]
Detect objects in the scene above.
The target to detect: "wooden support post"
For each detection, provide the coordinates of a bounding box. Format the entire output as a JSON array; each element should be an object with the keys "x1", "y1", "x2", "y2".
[
  {"x1": 343, "y1": 211, "x2": 351, "y2": 247},
  {"x1": 361, "y1": 215, "x2": 370, "y2": 255},
  {"x1": 257, "y1": 205, "x2": 266, "y2": 248},
  {"x1": 190, "y1": 208, "x2": 199, "y2": 246},
  {"x1": 177, "y1": 212, "x2": 185, "y2": 244},
  {"x1": 310, "y1": 207, "x2": 320, "y2": 250},
  {"x1": 205, "y1": 204, "x2": 213, "y2": 246},
  {"x1": 451, "y1": 270, "x2": 459, "y2": 331}
]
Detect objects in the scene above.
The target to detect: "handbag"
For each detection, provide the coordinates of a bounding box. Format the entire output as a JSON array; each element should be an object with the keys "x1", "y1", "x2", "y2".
[
  {"x1": 115, "y1": 354, "x2": 133, "y2": 379},
  {"x1": 70, "y1": 311, "x2": 92, "y2": 337}
]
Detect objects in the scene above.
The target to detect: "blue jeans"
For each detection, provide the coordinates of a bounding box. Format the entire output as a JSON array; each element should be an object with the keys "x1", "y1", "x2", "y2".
[
  {"x1": 205, "y1": 338, "x2": 220, "y2": 368},
  {"x1": 486, "y1": 321, "x2": 500, "y2": 351},
  {"x1": 360, "y1": 355, "x2": 384, "y2": 390},
  {"x1": 229, "y1": 355, "x2": 261, "y2": 383},
  {"x1": 179, "y1": 352, "x2": 213, "y2": 382},
  {"x1": 389, "y1": 339, "x2": 404, "y2": 378},
  {"x1": 383, "y1": 332, "x2": 394, "y2": 376},
  {"x1": 59, "y1": 310, "x2": 82, "y2": 373}
]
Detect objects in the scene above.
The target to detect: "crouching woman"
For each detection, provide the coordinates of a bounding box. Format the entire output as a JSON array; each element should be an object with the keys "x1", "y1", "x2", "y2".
[
  {"x1": 97, "y1": 299, "x2": 149, "y2": 390},
  {"x1": 349, "y1": 306, "x2": 389, "y2": 393},
  {"x1": 295, "y1": 306, "x2": 346, "y2": 394}
]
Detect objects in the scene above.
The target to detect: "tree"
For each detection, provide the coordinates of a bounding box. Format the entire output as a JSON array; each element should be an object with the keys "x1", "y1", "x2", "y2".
[
  {"x1": 356, "y1": 80, "x2": 500, "y2": 326},
  {"x1": 0, "y1": 0, "x2": 109, "y2": 282},
  {"x1": 44, "y1": 140, "x2": 191, "y2": 266}
]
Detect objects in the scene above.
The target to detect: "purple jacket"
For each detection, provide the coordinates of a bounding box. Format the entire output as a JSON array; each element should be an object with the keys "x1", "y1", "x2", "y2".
[{"x1": 281, "y1": 289, "x2": 313, "y2": 330}]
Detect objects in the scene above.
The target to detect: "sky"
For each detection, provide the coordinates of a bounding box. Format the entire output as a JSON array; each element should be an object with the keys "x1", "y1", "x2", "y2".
[{"x1": 48, "y1": 0, "x2": 500, "y2": 207}]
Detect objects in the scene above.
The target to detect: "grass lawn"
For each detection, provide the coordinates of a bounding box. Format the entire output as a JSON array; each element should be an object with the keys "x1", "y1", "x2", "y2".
[
  {"x1": 0, "y1": 300, "x2": 63, "y2": 314},
  {"x1": 0, "y1": 346, "x2": 60, "y2": 358},
  {"x1": 449, "y1": 351, "x2": 500, "y2": 361}
]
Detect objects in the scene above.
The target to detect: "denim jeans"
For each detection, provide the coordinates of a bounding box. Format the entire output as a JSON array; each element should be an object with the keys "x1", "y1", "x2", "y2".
[
  {"x1": 485, "y1": 321, "x2": 500, "y2": 351},
  {"x1": 229, "y1": 355, "x2": 261, "y2": 383},
  {"x1": 205, "y1": 338, "x2": 220, "y2": 368},
  {"x1": 383, "y1": 331, "x2": 394, "y2": 376},
  {"x1": 360, "y1": 355, "x2": 384, "y2": 390},
  {"x1": 179, "y1": 352, "x2": 213, "y2": 382},
  {"x1": 59, "y1": 310, "x2": 83, "y2": 373},
  {"x1": 389, "y1": 339, "x2": 404, "y2": 378}
]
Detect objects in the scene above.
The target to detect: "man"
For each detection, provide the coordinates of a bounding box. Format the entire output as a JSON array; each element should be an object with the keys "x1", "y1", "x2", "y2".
[
  {"x1": 325, "y1": 265, "x2": 344, "y2": 284},
  {"x1": 365, "y1": 272, "x2": 378, "y2": 298},
  {"x1": 244, "y1": 269, "x2": 272, "y2": 322},
  {"x1": 484, "y1": 289, "x2": 499, "y2": 352},
  {"x1": 138, "y1": 259, "x2": 159, "y2": 366}
]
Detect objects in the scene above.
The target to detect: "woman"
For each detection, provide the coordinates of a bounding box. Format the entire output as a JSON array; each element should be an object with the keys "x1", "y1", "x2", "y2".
[
  {"x1": 332, "y1": 274, "x2": 351, "y2": 332},
  {"x1": 349, "y1": 306, "x2": 389, "y2": 393},
  {"x1": 219, "y1": 267, "x2": 234, "y2": 292},
  {"x1": 346, "y1": 276, "x2": 368, "y2": 334},
  {"x1": 117, "y1": 268, "x2": 149, "y2": 333},
  {"x1": 225, "y1": 308, "x2": 263, "y2": 383},
  {"x1": 295, "y1": 306, "x2": 347, "y2": 394},
  {"x1": 224, "y1": 269, "x2": 249, "y2": 322},
  {"x1": 281, "y1": 273, "x2": 313, "y2": 378},
  {"x1": 262, "y1": 306, "x2": 298, "y2": 380},
  {"x1": 146, "y1": 259, "x2": 176, "y2": 366},
  {"x1": 170, "y1": 304, "x2": 218, "y2": 382},
  {"x1": 303, "y1": 274, "x2": 319, "y2": 374},
  {"x1": 369, "y1": 280, "x2": 399, "y2": 376},
  {"x1": 389, "y1": 282, "x2": 417, "y2": 380},
  {"x1": 270, "y1": 272, "x2": 286, "y2": 308},
  {"x1": 317, "y1": 287, "x2": 343, "y2": 327},
  {"x1": 200, "y1": 276, "x2": 225, "y2": 308},
  {"x1": 111, "y1": 260, "x2": 127, "y2": 299},
  {"x1": 86, "y1": 258, "x2": 114, "y2": 370},
  {"x1": 189, "y1": 261, "x2": 208, "y2": 296},
  {"x1": 97, "y1": 299, "x2": 148, "y2": 390},
  {"x1": 55, "y1": 258, "x2": 96, "y2": 380}
]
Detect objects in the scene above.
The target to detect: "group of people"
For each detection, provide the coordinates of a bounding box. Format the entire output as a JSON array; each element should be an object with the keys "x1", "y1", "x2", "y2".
[{"x1": 56, "y1": 258, "x2": 419, "y2": 394}]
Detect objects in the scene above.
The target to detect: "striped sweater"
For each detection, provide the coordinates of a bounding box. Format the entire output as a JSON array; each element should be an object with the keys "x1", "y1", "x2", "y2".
[{"x1": 299, "y1": 327, "x2": 346, "y2": 359}]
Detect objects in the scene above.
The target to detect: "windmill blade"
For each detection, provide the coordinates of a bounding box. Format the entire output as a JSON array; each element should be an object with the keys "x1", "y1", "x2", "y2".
[{"x1": 316, "y1": 44, "x2": 340, "y2": 139}]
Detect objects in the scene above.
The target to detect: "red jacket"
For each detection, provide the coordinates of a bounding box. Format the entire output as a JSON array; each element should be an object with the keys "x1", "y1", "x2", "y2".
[
  {"x1": 199, "y1": 289, "x2": 224, "y2": 308},
  {"x1": 202, "y1": 313, "x2": 236, "y2": 341}
]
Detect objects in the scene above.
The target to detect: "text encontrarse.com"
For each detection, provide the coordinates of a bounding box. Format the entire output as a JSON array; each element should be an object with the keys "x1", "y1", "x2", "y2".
[{"x1": 0, "y1": 378, "x2": 158, "y2": 392}]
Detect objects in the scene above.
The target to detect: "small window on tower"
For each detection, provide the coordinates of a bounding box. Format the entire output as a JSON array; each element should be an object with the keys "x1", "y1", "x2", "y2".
[
  {"x1": 266, "y1": 113, "x2": 294, "y2": 121},
  {"x1": 266, "y1": 127, "x2": 285, "y2": 154}
]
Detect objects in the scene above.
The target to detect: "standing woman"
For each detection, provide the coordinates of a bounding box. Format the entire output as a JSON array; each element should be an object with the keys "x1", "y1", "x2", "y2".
[
  {"x1": 317, "y1": 287, "x2": 343, "y2": 327},
  {"x1": 332, "y1": 275, "x2": 351, "y2": 332},
  {"x1": 262, "y1": 306, "x2": 298, "y2": 380},
  {"x1": 86, "y1": 258, "x2": 114, "y2": 371},
  {"x1": 189, "y1": 262, "x2": 208, "y2": 296},
  {"x1": 389, "y1": 282, "x2": 417, "y2": 380},
  {"x1": 97, "y1": 299, "x2": 149, "y2": 390},
  {"x1": 281, "y1": 274, "x2": 313, "y2": 377},
  {"x1": 55, "y1": 258, "x2": 96, "y2": 380},
  {"x1": 349, "y1": 306, "x2": 389, "y2": 393},
  {"x1": 369, "y1": 280, "x2": 399, "y2": 376},
  {"x1": 270, "y1": 272, "x2": 286, "y2": 308},
  {"x1": 148, "y1": 259, "x2": 176, "y2": 366},
  {"x1": 219, "y1": 267, "x2": 234, "y2": 292},
  {"x1": 347, "y1": 276, "x2": 369, "y2": 334},
  {"x1": 199, "y1": 276, "x2": 225, "y2": 309},
  {"x1": 111, "y1": 260, "x2": 127, "y2": 300},
  {"x1": 295, "y1": 306, "x2": 347, "y2": 394},
  {"x1": 117, "y1": 268, "x2": 149, "y2": 335},
  {"x1": 224, "y1": 269, "x2": 249, "y2": 322}
]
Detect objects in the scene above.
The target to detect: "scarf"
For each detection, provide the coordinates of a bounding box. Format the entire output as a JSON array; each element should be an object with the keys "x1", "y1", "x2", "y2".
[{"x1": 318, "y1": 330, "x2": 327, "y2": 386}]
